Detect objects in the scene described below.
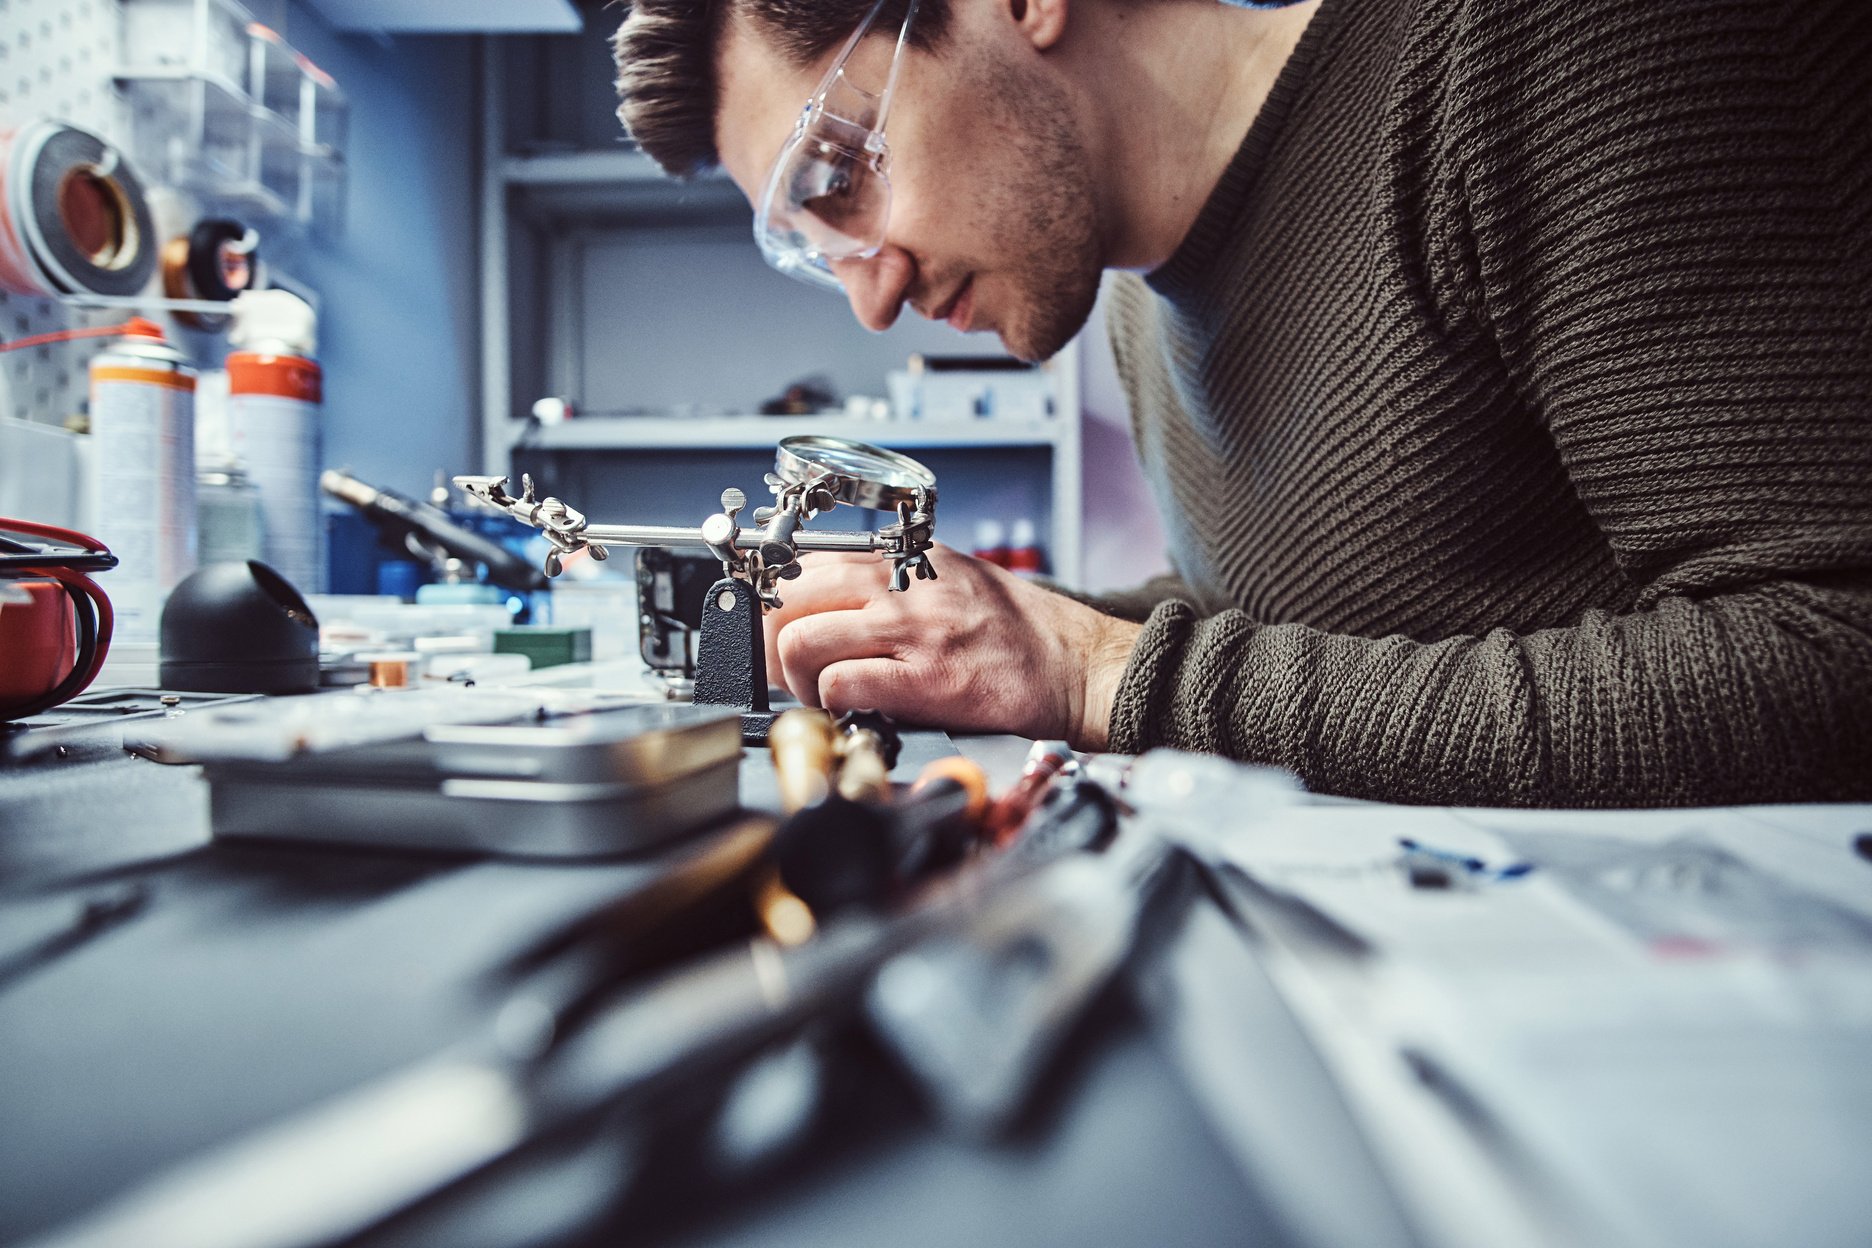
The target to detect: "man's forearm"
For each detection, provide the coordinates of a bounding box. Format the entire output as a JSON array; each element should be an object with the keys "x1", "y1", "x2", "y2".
[{"x1": 1108, "y1": 579, "x2": 1872, "y2": 806}]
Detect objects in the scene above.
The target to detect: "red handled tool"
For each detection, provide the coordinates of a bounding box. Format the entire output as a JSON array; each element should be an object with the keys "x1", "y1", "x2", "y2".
[{"x1": 0, "y1": 517, "x2": 116, "y2": 721}]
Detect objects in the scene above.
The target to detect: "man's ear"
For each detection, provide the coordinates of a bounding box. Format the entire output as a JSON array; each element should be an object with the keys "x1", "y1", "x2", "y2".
[{"x1": 1009, "y1": 0, "x2": 1070, "y2": 51}]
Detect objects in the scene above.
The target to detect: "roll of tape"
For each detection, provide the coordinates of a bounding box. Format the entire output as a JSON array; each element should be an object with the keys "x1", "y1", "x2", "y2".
[
  {"x1": 0, "y1": 120, "x2": 157, "y2": 299},
  {"x1": 162, "y1": 217, "x2": 262, "y2": 327},
  {"x1": 186, "y1": 218, "x2": 260, "y2": 302}
]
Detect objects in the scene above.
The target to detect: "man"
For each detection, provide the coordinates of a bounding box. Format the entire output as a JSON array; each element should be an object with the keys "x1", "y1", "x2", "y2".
[{"x1": 612, "y1": 0, "x2": 1872, "y2": 806}]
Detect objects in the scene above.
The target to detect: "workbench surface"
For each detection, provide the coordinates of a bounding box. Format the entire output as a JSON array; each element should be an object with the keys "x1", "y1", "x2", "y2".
[{"x1": 4, "y1": 721, "x2": 1870, "y2": 1248}]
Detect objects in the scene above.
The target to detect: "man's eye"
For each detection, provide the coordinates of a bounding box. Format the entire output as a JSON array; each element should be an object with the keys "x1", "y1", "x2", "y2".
[
  {"x1": 792, "y1": 160, "x2": 852, "y2": 202},
  {"x1": 801, "y1": 166, "x2": 862, "y2": 228}
]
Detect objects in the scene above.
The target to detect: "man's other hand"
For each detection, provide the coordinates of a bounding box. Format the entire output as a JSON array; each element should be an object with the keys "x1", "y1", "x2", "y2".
[{"x1": 761, "y1": 544, "x2": 1142, "y2": 749}]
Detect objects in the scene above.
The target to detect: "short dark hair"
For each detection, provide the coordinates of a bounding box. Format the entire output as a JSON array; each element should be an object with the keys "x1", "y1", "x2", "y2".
[{"x1": 613, "y1": 0, "x2": 950, "y2": 179}]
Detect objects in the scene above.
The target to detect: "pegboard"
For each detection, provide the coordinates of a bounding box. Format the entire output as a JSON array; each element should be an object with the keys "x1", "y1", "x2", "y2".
[{"x1": 0, "y1": 0, "x2": 126, "y2": 428}]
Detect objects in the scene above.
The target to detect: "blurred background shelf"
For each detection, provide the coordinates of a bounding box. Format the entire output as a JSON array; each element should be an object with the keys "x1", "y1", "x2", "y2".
[
  {"x1": 525, "y1": 416, "x2": 1069, "y2": 452},
  {"x1": 501, "y1": 149, "x2": 678, "y2": 184},
  {"x1": 115, "y1": 0, "x2": 350, "y2": 236}
]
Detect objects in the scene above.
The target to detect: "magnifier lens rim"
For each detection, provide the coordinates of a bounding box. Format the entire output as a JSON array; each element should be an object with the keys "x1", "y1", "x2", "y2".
[{"x1": 774, "y1": 435, "x2": 937, "y2": 507}]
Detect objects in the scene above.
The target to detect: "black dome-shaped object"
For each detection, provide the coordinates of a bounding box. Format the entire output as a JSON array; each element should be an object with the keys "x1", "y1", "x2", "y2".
[{"x1": 159, "y1": 560, "x2": 319, "y2": 694}]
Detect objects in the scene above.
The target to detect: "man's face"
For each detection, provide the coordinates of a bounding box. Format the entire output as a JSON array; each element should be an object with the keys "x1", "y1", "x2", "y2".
[{"x1": 714, "y1": 2, "x2": 1104, "y2": 362}]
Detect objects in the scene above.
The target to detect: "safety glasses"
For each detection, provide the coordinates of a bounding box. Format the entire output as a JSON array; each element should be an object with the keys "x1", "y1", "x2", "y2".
[{"x1": 754, "y1": 0, "x2": 919, "y2": 291}]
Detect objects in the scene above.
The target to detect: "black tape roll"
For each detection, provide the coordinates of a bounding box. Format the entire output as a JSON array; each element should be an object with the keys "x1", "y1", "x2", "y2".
[
  {"x1": 185, "y1": 217, "x2": 260, "y2": 302},
  {"x1": 21, "y1": 124, "x2": 157, "y2": 297}
]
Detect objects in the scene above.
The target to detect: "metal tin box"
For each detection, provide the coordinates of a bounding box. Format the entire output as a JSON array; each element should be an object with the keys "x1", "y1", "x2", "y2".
[{"x1": 203, "y1": 702, "x2": 742, "y2": 859}]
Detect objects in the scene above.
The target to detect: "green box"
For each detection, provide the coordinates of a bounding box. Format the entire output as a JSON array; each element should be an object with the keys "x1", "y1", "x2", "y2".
[{"x1": 493, "y1": 626, "x2": 593, "y2": 670}]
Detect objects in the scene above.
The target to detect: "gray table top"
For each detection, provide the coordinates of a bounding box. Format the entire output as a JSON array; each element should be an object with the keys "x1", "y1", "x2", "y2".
[{"x1": 5, "y1": 705, "x2": 1870, "y2": 1248}]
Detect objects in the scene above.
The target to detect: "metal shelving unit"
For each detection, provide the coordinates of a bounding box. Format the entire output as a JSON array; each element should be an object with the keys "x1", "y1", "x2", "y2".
[
  {"x1": 115, "y1": 0, "x2": 348, "y2": 234},
  {"x1": 525, "y1": 415, "x2": 1068, "y2": 451},
  {"x1": 501, "y1": 149, "x2": 671, "y2": 184}
]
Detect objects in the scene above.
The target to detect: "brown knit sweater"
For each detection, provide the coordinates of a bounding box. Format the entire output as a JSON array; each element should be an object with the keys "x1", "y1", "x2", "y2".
[{"x1": 1098, "y1": 0, "x2": 1872, "y2": 806}]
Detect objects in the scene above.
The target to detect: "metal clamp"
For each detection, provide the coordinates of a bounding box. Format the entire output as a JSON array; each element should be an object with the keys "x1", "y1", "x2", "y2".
[{"x1": 454, "y1": 436, "x2": 939, "y2": 610}]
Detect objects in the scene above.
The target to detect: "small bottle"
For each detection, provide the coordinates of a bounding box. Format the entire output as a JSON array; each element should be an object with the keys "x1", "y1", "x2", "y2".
[
  {"x1": 971, "y1": 518, "x2": 1009, "y2": 568},
  {"x1": 1004, "y1": 519, "x2": 1046, "y2": 579},
  {"x1": 196, "y1": 465, "x2": 266, "y2": 564}
]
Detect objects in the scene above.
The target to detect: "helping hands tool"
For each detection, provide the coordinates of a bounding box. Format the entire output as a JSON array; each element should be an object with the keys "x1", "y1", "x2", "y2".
[{"x1": 456, "y1": 436, "x2": 938, "y2": 743}]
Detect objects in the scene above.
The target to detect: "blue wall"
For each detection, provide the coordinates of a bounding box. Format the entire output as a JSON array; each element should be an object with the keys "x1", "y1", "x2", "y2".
[{"x1": 277, "y1": 6, "x2": 480, "y2": 502}]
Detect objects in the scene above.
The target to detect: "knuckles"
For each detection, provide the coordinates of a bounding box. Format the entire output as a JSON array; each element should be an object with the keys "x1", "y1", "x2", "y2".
[
  {"x1": 773, "y1": 619, "x2": 818, "y2": 677},
  {"x1": 817, "y1": 665, "x2": 866, "y2": 712},
  {"x1": 760, "y1": 545, "x2": 1058, "y2": 724}
]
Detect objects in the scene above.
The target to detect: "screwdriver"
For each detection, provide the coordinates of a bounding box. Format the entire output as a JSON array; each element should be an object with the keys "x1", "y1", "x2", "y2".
[
  {"x1": 983, "y1": 740, "x2": 1076, "y2": 848},
  {"x1": 773, "y1": 754, "x2": 992, "y2": 917},
  {"x1": 768, "y1": 707, "x2": 840, "y2": 814},
  {"x1": 834, "y1": 709, "x2": 902, "y2": 803},
  {"x1": 893, "y1": 755, "x2": 991, "y2": 878},
  {"x1": 762, "y1": 709, "x2": 844, "y2": 943},
  {"x1": 496, "y1": 817, "x2": 779, "y2": 1016}
]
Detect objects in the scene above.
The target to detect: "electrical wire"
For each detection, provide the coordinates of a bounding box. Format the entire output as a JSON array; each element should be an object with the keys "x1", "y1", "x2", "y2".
[
  {"x1": 0, "y1": 518, "x2": 116, "y2": 722},
  {"x1": 0, "y1": 321, "x2": 137, "y2": 354}
]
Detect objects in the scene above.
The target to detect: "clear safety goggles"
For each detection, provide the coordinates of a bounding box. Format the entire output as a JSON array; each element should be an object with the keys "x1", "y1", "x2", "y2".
[{"x1": 754, "y1": 0, "x2": 919, "y2": 291}]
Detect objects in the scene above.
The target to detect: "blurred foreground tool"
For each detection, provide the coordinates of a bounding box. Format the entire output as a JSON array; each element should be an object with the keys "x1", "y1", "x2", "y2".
[
  {"x1": 767, "y1": 706, "x2": 986, "y2": 917},
  {"x1": 868, "y1": 776, "x2": 1145, "y2": 1138},
  {"x1": 834, "y1": 709, "x2": 902, "y2": 802},
  {"x1": 497, "y1": 818, "x2": 778, "y2": 1014},
  {"x1": 767, "y1": 709, "x2": 896, "y2": 920},
  {"x1": 761, "y1": 709, "x2": 844, "y2": 940},
  {"x1": 772, "y1": 754, "x2": 996, "y2": 917},
  {"x1": 768, "y1": 708, "x2": 839, "y2": 813},
  {"x1": 893, "y1": 756, "x2": 990, "y2": 879},
  {"x1": 20, "y1": 785, "x2": 1130, "y2": 1248},
  {"x1": 768, "y1": 706, "x2": 904, "y2": 808},
  {"x1": 984, "y1": 740, "x2": 1076, "y2": 847}
]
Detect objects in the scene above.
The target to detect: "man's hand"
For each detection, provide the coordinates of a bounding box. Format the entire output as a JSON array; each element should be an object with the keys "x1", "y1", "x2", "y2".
[{"x1": 760, "y1": 544, "x2": 1142, "y2": 749}]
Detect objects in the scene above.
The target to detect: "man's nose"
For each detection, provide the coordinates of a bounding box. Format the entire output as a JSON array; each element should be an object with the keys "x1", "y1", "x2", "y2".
[{"x1": 834, "y1": 246, "x2": 914, "y2": 332}]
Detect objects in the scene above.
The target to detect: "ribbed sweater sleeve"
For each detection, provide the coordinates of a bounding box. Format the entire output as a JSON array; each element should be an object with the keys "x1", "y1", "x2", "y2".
[{"x1": 1108, "y1": 0, "x2": 1872, "y2": 805}]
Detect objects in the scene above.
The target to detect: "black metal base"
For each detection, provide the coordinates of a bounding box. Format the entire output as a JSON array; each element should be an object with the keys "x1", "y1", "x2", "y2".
[{"x1": 694, "y1": 575, "x2": 775, "y2": 747}]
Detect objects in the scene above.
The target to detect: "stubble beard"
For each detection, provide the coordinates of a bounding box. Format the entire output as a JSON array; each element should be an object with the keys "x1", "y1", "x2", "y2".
[{"x1": 979, "y1": 63, "x2": 1103, "y2": 362}]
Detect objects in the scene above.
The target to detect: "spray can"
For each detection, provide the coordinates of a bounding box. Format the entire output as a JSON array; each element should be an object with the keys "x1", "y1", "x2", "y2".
[
  {"x1": 87, "y1": 318, "x2": 197, "y2": 643},
  {"x1": 227, "y1": 291, "x2": 322, "y2": 594}
]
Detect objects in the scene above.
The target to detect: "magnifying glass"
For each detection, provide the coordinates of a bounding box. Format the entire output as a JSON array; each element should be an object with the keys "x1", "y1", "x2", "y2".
[{"x1": 772, "y1": 435, "x2": 937, "y2": 512}]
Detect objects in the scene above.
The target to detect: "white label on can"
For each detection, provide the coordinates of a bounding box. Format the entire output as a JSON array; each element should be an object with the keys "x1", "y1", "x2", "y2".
[
  {"x1": 229, "y1": 393, "x2": 322, "y2": 595},
  {"x1": 89, "y1": 377, "x2": 197, "y2": 644}
]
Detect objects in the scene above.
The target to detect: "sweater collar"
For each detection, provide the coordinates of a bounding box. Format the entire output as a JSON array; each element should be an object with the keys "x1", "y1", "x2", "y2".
[{"x1": 1146, "y1": 0, "x2": 1337, "y2": 302}]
